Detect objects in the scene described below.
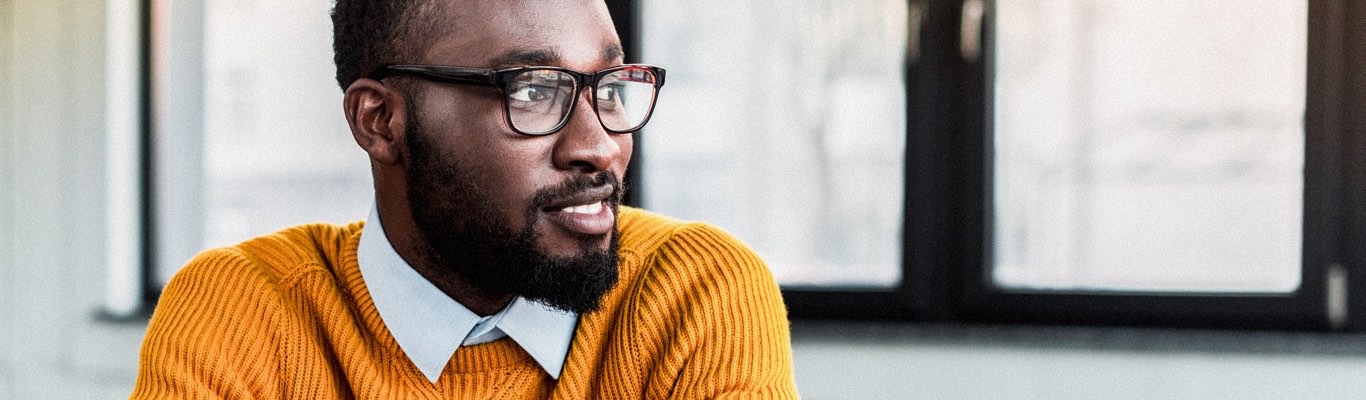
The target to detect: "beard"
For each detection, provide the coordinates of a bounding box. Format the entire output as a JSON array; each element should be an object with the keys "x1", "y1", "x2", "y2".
[{"x1": 402, "y1": 111, "x2": 621, "y2": 314}]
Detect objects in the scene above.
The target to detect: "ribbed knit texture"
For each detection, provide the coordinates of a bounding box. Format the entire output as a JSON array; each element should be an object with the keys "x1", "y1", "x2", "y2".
[{"x1": 131, "y1": 207, "x2": 798, "y2": 399}]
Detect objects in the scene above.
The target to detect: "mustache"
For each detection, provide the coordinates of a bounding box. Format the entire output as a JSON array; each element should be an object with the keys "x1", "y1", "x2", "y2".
[{"x1": 529, "y1": 172, "x2": 623, "y2": 211}]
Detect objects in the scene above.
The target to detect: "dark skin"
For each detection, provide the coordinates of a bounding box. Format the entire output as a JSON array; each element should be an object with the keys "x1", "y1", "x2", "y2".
[{"x1": 342, "y1": 0, "x2": 631, "y2": 316}]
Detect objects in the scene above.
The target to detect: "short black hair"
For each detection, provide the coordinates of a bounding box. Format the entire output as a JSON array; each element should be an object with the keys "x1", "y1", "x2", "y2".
[{"x1": 330, "y1": 0, "x2": 444, "y2": 91}]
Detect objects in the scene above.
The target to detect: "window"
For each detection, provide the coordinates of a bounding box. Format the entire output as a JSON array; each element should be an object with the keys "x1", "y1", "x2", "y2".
[
  {"x1": 125, "y1": 0, "x2": 1366, "y2": 331},
  {"x1": 148, "y1": 0, "x2": 370, "y2": 289},
  {"x1": 960, "y1": 0, "x2": 1351, "y2": 329},
  {"x1": 638, "y1": 0, "x2": 908, "y2": 288},
  {"x1": 991, "y1": 1, "x2": 1306, "y2": 294},
  {"x1": 101, "y1": 0, "x2": 149, "y2": 317},
  {"x1": 786, "y1": 0, "x2": 1366, "y2": 329}
]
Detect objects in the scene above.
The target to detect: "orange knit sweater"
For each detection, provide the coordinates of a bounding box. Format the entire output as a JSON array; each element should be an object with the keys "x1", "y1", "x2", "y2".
[{"x1": 131, "y1": 207, "x2": 797, "y2": 399}]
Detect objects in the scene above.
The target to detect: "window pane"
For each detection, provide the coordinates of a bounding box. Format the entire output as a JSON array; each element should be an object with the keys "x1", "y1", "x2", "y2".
[
  {"x1": 991, "y1": 0, "x2": 1306, "y2": 292},
  {"x1": 160, "y1": 0, "x2": 371, "y2": 283},
  {"x1": 640, "y1": 0, "x2": 908, "y2": 287}
]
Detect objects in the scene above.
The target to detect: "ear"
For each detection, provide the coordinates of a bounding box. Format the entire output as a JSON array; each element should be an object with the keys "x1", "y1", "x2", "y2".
[{"x1": 344, "y1": 78, "x2": 409, "y2": 166}]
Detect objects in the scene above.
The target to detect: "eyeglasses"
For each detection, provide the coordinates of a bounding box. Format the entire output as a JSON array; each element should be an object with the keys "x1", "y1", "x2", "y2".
[{"x1": 371, "y1": 64, "x2": 666, "y2": 136}]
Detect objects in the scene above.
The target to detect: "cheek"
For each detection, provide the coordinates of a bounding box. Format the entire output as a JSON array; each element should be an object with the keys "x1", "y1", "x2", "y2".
[
  {"x1": 422, "y1": 103, "x2": 543, "y2": 218},
  {"x1": 481, "y1": 153, "x2": 545, "y2": 203},
  {"x1": 452, "y1": 140, "x2": 557, "y2": 230},
  {"x1": 451, "y1": 143, "x2": 545, "y2": 215}
]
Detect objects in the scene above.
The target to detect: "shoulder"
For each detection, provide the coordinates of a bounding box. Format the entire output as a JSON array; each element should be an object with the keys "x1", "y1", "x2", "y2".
[
  {"x1": 605, "y1": 208, "x2": 796, "y2": 398},
  {"x1": 145, "y1": 221, "x2": 364, "y2": 350},
  {"x1": 230, "y1": 221, "x2": 363, "y2": 281},
  {"x1": 615, "y1": 206, "x2": 687, "y2": 258},
  {"x1": 616, "y1": 206, "x2": 781, "y2": 312},
  {"x1": 156, "y1": 222, "x2": 363, "y2": 316},
  {"x1": 136, "y1": 222, "x2": 360, "y2": 398},
  {"x1": 617, "y1": 206, "x2": 760, "y2": 269}
]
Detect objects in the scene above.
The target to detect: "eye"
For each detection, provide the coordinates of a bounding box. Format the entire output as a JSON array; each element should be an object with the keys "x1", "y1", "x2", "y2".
[
  {"x1": 508, "y1": 83, "x2": 557, "y2": 103},
  {"x1": 596, "y1": 83, "x2": 625, "y2": 108}
]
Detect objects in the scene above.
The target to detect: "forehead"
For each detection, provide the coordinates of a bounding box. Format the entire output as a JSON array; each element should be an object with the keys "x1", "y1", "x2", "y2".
[{"x1": 418, "y1": 0, "x2": 622, "y2": 70}]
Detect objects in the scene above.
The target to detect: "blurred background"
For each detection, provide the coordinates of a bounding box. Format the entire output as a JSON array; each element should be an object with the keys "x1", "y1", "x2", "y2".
[{"x1": 4, "y1": 0, "x2": 1366, "y2": 398}]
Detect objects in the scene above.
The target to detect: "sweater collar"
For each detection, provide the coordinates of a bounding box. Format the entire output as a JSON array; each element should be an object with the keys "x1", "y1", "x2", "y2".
[{"x1": 356, "y1": 204, "x2": 578, "y2": 383}]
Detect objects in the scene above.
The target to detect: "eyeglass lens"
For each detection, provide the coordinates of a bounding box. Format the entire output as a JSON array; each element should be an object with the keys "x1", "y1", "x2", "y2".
[{"x1": 505, "y1": 67, "x2": 659, "y2": 134}]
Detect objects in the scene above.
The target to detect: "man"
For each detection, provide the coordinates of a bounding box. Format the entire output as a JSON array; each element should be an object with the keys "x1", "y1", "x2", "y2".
[{"x1": 131, "y1": 0, "x2": 797, "y2": 398}]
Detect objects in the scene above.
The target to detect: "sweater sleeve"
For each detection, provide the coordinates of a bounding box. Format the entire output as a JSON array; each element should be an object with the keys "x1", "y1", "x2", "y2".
[
  {"x1": 640, "y1": 223, "x2": 799, "y2": 400},
  {"x1": 130, "y1": 248, "x2": 286, "y2": 400}
]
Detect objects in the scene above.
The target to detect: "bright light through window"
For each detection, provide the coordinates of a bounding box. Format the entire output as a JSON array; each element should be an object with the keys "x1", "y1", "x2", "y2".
[
  {"x1": 640, "y1": 0, "x2": 909, "y2": 287},
  {"x1": 991, "y1": 0, "x2": 1307, "y2": 293},
  {"x1": 163, "y1": 0, "x2": 372, "y2": 284}
]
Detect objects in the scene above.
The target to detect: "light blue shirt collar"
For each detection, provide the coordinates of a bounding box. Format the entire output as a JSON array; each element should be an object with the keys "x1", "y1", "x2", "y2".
[{"x1": 357, "y1": 204, "x2": 579, "y2": 383}]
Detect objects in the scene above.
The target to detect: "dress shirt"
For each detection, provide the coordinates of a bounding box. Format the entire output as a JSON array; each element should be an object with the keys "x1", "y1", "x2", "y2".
[{"x1": 357, "y1": 204, "x2": 579, "y2": 383}]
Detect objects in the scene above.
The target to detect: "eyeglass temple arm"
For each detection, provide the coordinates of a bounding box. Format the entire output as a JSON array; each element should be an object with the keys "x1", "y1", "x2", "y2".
[{"x1": 371, "y1": 65, "x2": 499, "y2": 86}]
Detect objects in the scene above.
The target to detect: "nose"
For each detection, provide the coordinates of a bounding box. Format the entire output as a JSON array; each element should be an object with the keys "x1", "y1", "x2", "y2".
[{"x1": 551, "y1": 92, "x2": 623, "y2": 173}]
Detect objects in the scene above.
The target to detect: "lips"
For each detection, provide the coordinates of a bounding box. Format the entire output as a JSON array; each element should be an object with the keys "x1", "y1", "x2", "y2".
[{"x1": 540, "y1": 184, "x2": 617, "y2": 236}]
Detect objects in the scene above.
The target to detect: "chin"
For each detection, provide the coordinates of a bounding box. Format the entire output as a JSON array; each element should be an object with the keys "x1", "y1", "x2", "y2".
[{"x1": 536, "y1": 231, "x2": 614, "y2": 260}]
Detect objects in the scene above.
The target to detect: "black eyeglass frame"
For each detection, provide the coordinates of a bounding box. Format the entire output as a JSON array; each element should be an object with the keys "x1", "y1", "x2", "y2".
[{"x1": 370, "y1": 64, "x2": 667, "y2": 136}]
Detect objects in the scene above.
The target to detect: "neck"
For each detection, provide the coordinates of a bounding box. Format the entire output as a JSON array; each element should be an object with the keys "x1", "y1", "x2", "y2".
[
  {"x1": 375, "y1": 188, "x2": 514, "y2": 317},
  {"x1": 405, "y1": 246, "x2": 514, "y2": 316}
]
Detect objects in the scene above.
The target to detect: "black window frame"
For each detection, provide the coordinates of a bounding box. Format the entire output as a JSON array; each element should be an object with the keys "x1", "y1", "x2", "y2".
[
  {"x1": 961, "y1": 0, "x2": 1344, "y2": 330},
  {"x1": 776, "y1": 0, "x2": 1366, "y2": 331}
]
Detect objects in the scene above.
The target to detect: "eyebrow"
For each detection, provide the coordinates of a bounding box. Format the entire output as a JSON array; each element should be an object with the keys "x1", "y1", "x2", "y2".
[
  {"x1": 488, "y1": 45, "x2": 627, "y2": 69},
  {"x1": 602, "y1": 45, "x2": 625, "y2": 63},
  {"x1": 490, "y1": 49, "x2": 560, "y2": 67}
]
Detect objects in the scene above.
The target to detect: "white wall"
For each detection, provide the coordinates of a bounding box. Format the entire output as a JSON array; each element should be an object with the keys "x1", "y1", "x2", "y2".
[
  {"x1": 0, "y1": 0, "x2": 14, "y2": 392},
  {"x1": 5, "y1": 1, "x2": 1366, "y2": 399},
  {"x1": 0, "y1": 0, "x2": 148, "y2": 398}
]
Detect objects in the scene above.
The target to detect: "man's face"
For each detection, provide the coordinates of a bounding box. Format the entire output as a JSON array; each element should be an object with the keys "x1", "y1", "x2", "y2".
[{"x1": 401, "y1": 0, "x2": 631, "y2": 313}]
